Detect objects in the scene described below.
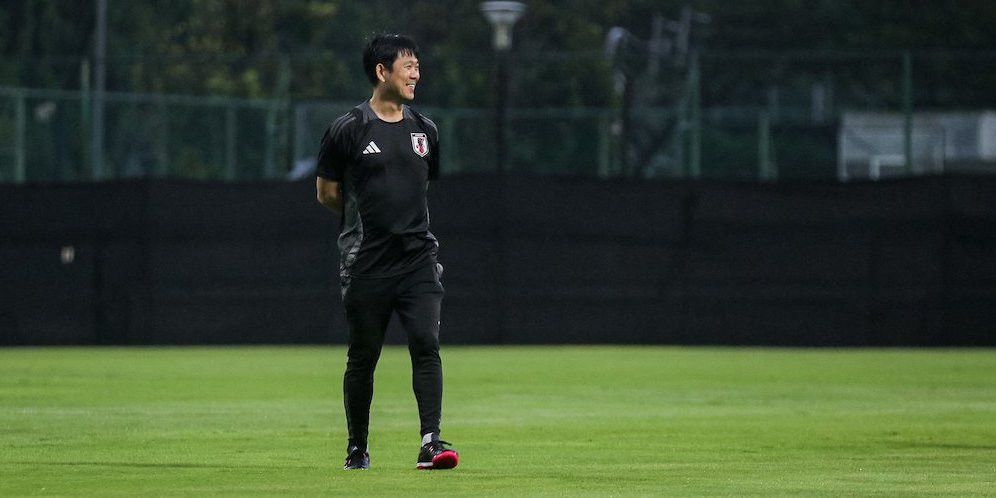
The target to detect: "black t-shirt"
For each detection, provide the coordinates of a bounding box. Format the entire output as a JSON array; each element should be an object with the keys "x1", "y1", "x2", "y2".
[{"x1": 316, "y1": 101, "x2": 440, "y2": 278}]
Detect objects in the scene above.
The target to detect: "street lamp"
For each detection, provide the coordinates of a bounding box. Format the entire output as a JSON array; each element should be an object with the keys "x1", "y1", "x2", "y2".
[
  {"x1": 480, "y1": 1, "x2": 524, "y2": 344},
  {"x1": 480, "y1": 1, "x2": 525, "y2": 175},
  {"x1": 481, "y1": 1, "x2": 526, "y2": 52}
]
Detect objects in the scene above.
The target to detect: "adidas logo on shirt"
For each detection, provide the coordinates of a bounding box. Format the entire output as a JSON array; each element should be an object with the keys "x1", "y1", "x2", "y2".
[{"x1": 362, "y1": 141, "x2": 382, "y2": 155}]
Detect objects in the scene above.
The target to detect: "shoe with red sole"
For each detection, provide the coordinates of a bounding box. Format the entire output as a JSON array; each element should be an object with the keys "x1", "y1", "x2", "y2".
[{"x1": 416, "y1": 439, "x2": 459, "y2": 470}]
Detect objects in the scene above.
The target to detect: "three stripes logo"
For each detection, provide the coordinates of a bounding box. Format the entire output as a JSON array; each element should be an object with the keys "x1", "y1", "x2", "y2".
[{"x1": 362, "y1": 141, "x2": 382, "y2": 155}]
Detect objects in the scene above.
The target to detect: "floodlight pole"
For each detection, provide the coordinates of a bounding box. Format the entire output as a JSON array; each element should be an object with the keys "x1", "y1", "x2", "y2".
[{"x1": 481, "y1": 1, "x2": 525, "y2": 344}]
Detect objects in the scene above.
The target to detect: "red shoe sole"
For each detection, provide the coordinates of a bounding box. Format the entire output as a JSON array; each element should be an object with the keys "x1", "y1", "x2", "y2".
[{"x1": 417, "y1": 450, "x2": 458, "y2": 470}]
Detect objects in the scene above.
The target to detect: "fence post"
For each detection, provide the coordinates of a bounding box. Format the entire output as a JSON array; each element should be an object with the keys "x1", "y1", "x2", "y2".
[
  {"x1": 758, "y1": 111, "x2": 777, "y2": 181},
  {"x1": 598, "y1": 110, "x2": 612, "y2": 178},
  {"x1": 80, "y1": 59, "x2": 91, "y2": 178},
  {"x1": 441, "y1": 112, "x2": 457, "y2": 175},
  {"x1": 264, "y1": 102, "x2": 277, "y2": 179},
  {"x1": 225, "y1": 103, "x2": 237, "y2": 180},
  {"x1": 688, "y1": 51, "x2": 701, "y2": 178},
  {"x1": 92, "y1": 0, "x2": 107, "y2": 181},
  {"x1": 902, "y1": 50, "x2": 913, "y2": 175},
  {"x1": 153, "y1": 95, "x2": 168, "y2": 177},
  {"x1": 14, "y1": 88, "x2": 26, "y2": 183},
  {"x1": 263, "y1": 55, "x2": 292, "y2": 180}
]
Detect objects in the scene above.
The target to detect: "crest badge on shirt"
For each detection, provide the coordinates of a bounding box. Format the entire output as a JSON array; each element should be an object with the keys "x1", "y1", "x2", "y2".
[{"x1": 410, "y1": 133, "x2": 429, "y2": 157}]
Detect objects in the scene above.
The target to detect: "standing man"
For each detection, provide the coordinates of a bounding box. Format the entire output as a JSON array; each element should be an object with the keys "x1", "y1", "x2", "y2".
[{"x1": 316, "y1": 34, "x2": 458, "y2": 471}]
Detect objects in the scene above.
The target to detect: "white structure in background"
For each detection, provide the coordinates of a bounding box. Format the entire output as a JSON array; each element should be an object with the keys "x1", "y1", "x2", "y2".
[{"x1": 838, "y1": 111, "x2": 996, "y2": 181}]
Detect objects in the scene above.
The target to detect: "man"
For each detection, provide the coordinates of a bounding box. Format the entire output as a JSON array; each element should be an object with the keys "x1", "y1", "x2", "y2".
[{"x1": 315, "y1": 33, "x2": 458, "y2": 471}]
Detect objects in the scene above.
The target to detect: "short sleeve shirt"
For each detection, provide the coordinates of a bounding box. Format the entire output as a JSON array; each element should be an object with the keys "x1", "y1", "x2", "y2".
[{"x1": 316, "y1": 101, "x2": 440, "y2": 278}]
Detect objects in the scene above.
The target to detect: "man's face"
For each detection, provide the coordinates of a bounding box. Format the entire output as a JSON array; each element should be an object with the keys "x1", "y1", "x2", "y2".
[{"x1": 380, "y1": 52, "x2": 420, "y2": 100}]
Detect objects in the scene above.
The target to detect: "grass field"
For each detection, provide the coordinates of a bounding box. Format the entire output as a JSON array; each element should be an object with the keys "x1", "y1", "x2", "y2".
[{"x1": 1, "y1": 346, "x2": 994, "y2": 496}]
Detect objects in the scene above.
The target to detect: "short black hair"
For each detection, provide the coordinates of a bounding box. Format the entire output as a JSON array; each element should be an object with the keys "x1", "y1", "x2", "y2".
[{"x1": 362, "y1": 34, "x2": 420, "y2": 86}]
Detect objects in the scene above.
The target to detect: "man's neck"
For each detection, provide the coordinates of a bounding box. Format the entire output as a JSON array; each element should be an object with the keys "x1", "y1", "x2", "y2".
[{"x1": 369, "y1": 89, "x2": 405, "y2": 123}]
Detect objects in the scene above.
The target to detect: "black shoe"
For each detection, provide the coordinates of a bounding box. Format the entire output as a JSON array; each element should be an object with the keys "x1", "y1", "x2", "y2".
[
  {"x1": 416, "y1": 439, "x2": 459, "y2": 470},
  {"x1": 343, "y1": 445, "x2": 370, "y2": 470}
]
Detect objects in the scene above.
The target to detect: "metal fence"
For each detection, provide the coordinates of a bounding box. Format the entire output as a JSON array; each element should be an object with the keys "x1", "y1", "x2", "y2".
[
  {"x1": 3, "y1": 50, "x2": 996, "y2": 183},
  {"x1": 0, "y1": 87, "x2": 628, "y2": 183},
  {"x1": 0, "y1": 86, "x2": 288, "y2": 183},
  {"x1": 0, "y1": 87, "x2": 670, "y2": 183}
]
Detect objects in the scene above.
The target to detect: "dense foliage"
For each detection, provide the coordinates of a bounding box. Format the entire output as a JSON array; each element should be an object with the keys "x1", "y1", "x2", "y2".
[{"x1": 2, "y1": 0, "x2": 996, "y2": 108}]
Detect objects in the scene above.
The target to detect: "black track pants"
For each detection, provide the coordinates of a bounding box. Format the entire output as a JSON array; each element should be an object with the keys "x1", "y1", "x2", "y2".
[{"x1": 341, "y1": 261, "x2": 444, "y2": 449}]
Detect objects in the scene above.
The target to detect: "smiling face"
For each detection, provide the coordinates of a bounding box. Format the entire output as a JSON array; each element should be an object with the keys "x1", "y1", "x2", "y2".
[{"x1": 377, "y1": 51, "x2": 420, "y2": 101}]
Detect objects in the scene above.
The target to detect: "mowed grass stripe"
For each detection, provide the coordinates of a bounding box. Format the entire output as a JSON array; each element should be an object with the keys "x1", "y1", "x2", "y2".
[{"x1": 1, "y1": 346, "x2": 993, "y2": 496}]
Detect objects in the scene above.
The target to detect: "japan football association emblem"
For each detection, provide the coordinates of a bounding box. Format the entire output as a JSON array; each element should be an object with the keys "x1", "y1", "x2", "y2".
[{"x1": 410, "y1": 133, "x2": 429, "y2": 157}]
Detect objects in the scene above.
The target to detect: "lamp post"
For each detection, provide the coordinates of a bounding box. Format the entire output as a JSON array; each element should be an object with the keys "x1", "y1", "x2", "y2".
[
  {"x1": 481, "y1": 1, "x2": 524, "y2": 343},
  {"x1": 481, "y1": 1, "x2": 525, "y2": 175}
]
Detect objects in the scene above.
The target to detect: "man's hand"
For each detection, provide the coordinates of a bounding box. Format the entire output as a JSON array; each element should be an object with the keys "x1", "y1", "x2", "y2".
[{"x1": 317, "y1": 177, "x2": 343, "y2": 214}]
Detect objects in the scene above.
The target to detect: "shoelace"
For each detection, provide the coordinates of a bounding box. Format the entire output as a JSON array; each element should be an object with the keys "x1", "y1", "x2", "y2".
[{"x1": 428, "y1": 440, "x2": 453, "y2": 452}]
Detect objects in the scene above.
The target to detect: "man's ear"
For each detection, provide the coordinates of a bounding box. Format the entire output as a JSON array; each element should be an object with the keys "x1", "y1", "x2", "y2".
[{"x1": 376, "y1": 63, "x2": 389, "y2": 83}]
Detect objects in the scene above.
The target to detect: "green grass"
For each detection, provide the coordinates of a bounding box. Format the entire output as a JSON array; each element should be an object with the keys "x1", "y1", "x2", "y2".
[{"x1": 1, "y1": 346, "x2": 994, "y2": 496}]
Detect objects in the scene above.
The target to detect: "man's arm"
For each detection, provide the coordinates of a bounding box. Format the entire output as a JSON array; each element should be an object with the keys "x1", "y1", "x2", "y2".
[{"x1": 316, "y1": 177, "x2": 343, "y2": 214}]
